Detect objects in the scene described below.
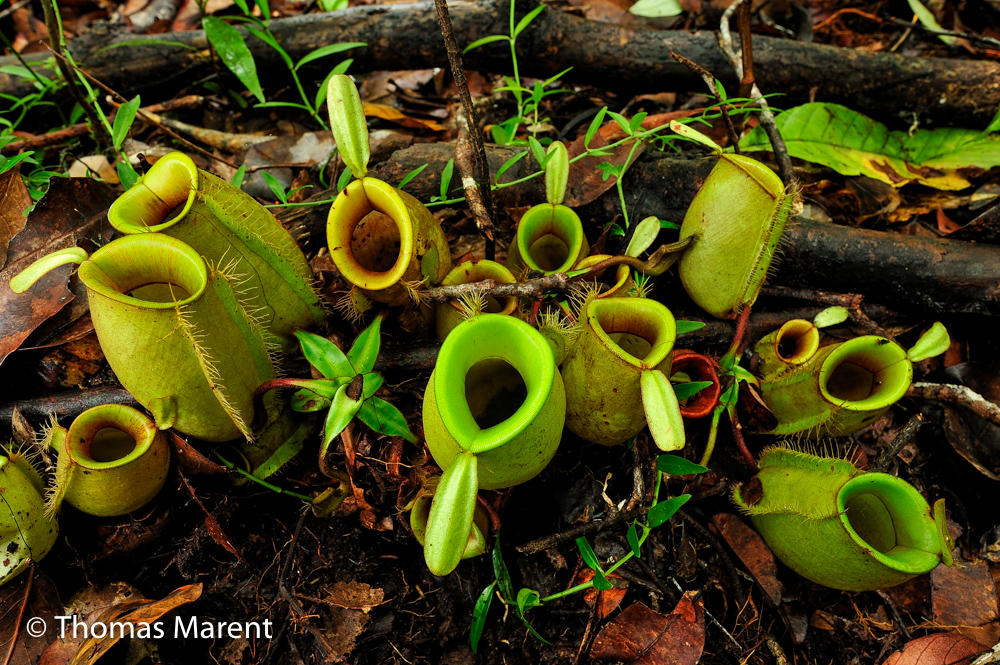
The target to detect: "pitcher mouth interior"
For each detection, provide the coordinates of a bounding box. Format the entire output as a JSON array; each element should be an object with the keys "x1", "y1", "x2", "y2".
[
  {"x1": 78, "y1": 234, "x2": 207, "y2": 309},
  {"x1": 66, "y1": 405, "x2": 158, "y2": 470},
  {"x1": 442, "y1": 260, "x2": 518, "y2": 315},
  {"x1": 517, "y1": 204, "x2": 585, "y2": 274},
  {"x1": 774, "y1": 319, "x2": 820, "y2": 364},
  {"x1": 819, "y1": 336, "x2": 911, "y2": 411},
  {"x1": 573, "y1": 254, "x2": 630, "y2": 298},
  {"x1": 434, "y1": 314, "x2": 556, "y2": 454},
  {"x1": 838, "y1": 473, "x2": 942, "y2": 573},
  {"x1": 328, "y1": 178, "x2": 413, "y2": 289},
  {"x1": 108, "y1": 152, "x2": 198, "y2": 233},
  {"x1": 587, "y1": 297, "x2": 676, "y2": 368}
]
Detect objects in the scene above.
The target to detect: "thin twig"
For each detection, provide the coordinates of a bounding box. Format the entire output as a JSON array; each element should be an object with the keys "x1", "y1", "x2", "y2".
[
  {"x1": 277, "y1": 508, "x2": 336, "y2": 659},
  {"x1": 668, "y1": 51, "x2": 740, "y2": 149},
  {"x1": 719, "y1": 0, "x2": 794, "y2": 185},
  {"x1": 870, "y1": 412, "x2": 924, "y2": 473},
  {"x1": 434, "y1": 0, "x2": 496, "y2": 258},
  {"x1": 1, "y1": 565, "x2": 33, "y2": 665},
  {"x1": 908, "y1": 383, "x2": 1000, "y2": 427}
]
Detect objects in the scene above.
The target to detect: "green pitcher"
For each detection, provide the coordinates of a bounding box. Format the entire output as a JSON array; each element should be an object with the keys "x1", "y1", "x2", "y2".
[
  {"x1": 12, "y1": 234, "x2": 276, "y2": 441},
  {"x1": 422, "y1": 314, "x2": 565, "y2": 575},
  {"x1": 757, "y1": 335, "x2": 913, "y2": 436},
  {"x1": 506, "y1": 203, "x2": 589, "y2": 276},
  {"x1": 0, "y1": 450, "x2": 58, "y2": 586},
  {"x1": 435, "y1": 259, "x2": 518, "y2": 342},
  {"x1": 733, "y1": 447, "x2": 952, "y2": 591},
  {"x1": 48, "y1": 404, "x2": 171, "y2": 517},
  {"x1": 561, "y1": 297, "x2": 684, "y2": 450},
  {"x1": 754, "y1": 318, "x2": 820, "y2": 379},
  {"x1": 327, "y1": 177, "x2": 452, "y2": 305},
  {"x1": 108, "y1": 151, "x2": 324, "y2": 342}
]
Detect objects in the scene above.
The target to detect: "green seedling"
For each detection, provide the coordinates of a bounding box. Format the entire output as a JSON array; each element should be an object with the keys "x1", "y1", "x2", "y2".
[
  {"x1": 256, "y1": 315, "x2": 416, "y2": 475},
  {"x1": 471, "y1": 453, "x2": 706, "y2": 650},
  {"x1": 733, "y1": 447, "x2": 953, "y2": 590}
]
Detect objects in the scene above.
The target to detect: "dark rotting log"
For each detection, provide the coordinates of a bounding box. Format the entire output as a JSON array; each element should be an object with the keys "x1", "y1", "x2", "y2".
[{"x1": 1, "y1": 1, "x2": 998, "y2": 123}]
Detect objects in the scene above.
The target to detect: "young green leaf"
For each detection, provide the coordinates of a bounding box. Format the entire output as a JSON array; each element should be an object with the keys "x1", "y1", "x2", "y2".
[
  {"x1": 243, "y1": 24, "x2": 291, "y2": 69},
  {"x1": 640, "y1": 369, "x2": 685, "y2": 452},
  {"x1": 608, "y1": 111, "x2": 632, "y2": 135},
  {"x1": 326, "y1": 73, "x2": 370, "y2": 178},
  {"x1": 813, "y1": 305, "x2": 849, "y2": 328},
  {"x1": 295, "y1": 42, "x2": 366, "y2": 70},
  {"x1": 231, "y1": 163, "x2": 247, "y2": 188},
  {"x1": 675, "y1": 320, "x2": 706, "y2": 335},
  {"x1": 671, "y1": 380, "x2": 713, "y2": 402},
  {"x1": 116, "y1": 159, "x2": 139, "y2": 190},
  {"x1": 347, "y1": 315, "x2": 382, "y2": 373},
  {"x1": 670, "y1": 119, "x2": 723, "y2": 153},
  {"x1": 398, "y1": 163, "x2": 429, "y2": 190},
  {"x1": 907, "y1": 321, "x2": 950, "y2": 362},
  {"x1": 439, "y1": 158, "x2": 455, "y2": 199},
  {"x1": 424, "y1": 451, "x2": 479, "y2": 576},
  {"x1": 624, "y1": 215, "x2": 660, "y2": 257},
  {"x1": 516, "y1": 588, "x2": 541, "y2": 615},
  {"x1": 575, "y1": 536, "x2": 603, "y2": 573},
  {"x1": 463, "y1": 33, "x2": 509, "y2": 54},
  {"x1": 584, "y1": 107, "x2": 608, "y2": 147},
  {"x1": 202, "y1": 17, "x2": 265, "y2": 103},
  {"x1": 629, "y1": 0, "x2": 683, "y2": 17},
  {"x1": 626, "y1": 522, "x2": 642, "y2": 558},
  {"x1": 496, "y1": 150, "x2": 529, "y2": 180},
  {"x1": 906, "y1": 0, "x2": 958, "y2": 46},
  {"x1": 544, "y1": 140, "x2": 569, "y2": 205},
  {"x1": 336, "y1": 165, "x2": 353, "y2": 193},
  {"x1": 656, "y1": 454, "x2": 708, "y2": 476},
  {"x1": 356, "y1": 397, "x2": 417, "y2": 443},
  {"x1": 470, "y1": 581, "x2": 496, "y2": 653},
  {"x1": 647, "y1": 493, "x2": 691, "y2": 528},
  {"x1": 527, "y1": 136, "x2": 546, "y2": 168},
  {"x1": 294, "y1": 330, "x2": 353, "y2": 378},
  {"x1": 513, "y1": 4, "x2": 545, "y2": 37},
  {"x1": 314, "y1": 59, "x2": 353, "y2": 110},
  {"x1": 111, "y1": 95, "x2": 140, "y2": 151},
  {"x1": 323, "y1": 382, "x2": 364, "y2": 447},
  {"x1": 261, "y1": 171, "x2": 287, "y2": 203},
  {"x1": 492, "y1": 537, "x2": 514, "y2": 602}
]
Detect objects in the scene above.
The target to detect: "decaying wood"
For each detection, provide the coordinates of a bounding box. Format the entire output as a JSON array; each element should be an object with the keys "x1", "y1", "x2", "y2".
[
  {"x1": 1, "y1": 0, "x2": 997, "y2": 122},
  {"x1": 355, "y1": 143, "x2": 1000, "y2": 317}
]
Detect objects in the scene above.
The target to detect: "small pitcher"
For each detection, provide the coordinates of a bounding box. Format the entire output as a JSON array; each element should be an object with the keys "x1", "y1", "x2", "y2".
[
  {"x1": 0, "y1": 451, "x2": 57, "y2": 586},
  {"x1": 733, "y1": 448, "x2": 952, "y2": 590},
  {"x1": 48, "y1": 404, "x2": 171, "y2": 517},
  {"x1": 506, "y1": 203, "x2": 589, "y2": 276},
  {"x1": 421, "y1": 314, "x2": 565, "y2": 575},
  {"x1": 435, "y1": 259, "x2": 518, "y2": 342}
]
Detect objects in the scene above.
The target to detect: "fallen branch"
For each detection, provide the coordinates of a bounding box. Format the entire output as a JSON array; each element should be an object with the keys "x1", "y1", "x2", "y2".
[
  {"x1": 3, "y1": 1, "x2": 998, "y2": 122},
  {"x1": 907, "y1": 383, "x2": 1000, "y2": 427}
]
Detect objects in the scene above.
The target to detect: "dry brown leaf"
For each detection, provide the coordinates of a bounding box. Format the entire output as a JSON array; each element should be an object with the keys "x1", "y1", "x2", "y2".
[
  {"x1": 575, "y1": 569, "x2": 628, "y2": 619},
  {"x1": 932, "y1": 559, "x2": 1000, "y2": 628},
  {"x1": 168, "y1": 432, "x2": 228, "y2": 476},
  {"x1": 0, "y1": 169, "x2": 30, "y2": 270},
  {"x1": 0, "y1": 178, "x2": 116, "y2": 366},
  {"x1": 0, "y1": 569, "x2": 63, "y2": 665},
  {"x1": 712, "y1": 513, "x2": 783, "y2": 605},
  {"x1": 363, "y1": 102, "x2": 445, "y2": 131},
  {"x1": 178, "y1": 471, "x2": 242, "y2": 560},
  {"x1": 590, "y1": 591, "x2": 705, "y2": 664},
  {"x1": 323, "y1": 581, "x2": 384, "y2": 613},
  {"x1": 882, "y1": 632, "x2": 987, "y2": 665}
]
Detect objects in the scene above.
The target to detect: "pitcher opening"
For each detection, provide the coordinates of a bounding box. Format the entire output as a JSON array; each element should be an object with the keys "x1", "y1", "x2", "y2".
[{"x1": 820, "y1": 336, "x2": 911, "y2": 411}]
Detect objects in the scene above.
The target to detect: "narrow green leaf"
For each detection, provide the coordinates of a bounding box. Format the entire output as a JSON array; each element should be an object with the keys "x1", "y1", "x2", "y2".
[
  {"x1": 527, "y1": 136, "x2": 546, "y2": 168},
  {"x1": 675, "y1": 320, "x2": 706, "y2": 335},
  {"x1": 584, "y1": 107, "x2": 608, "y2": 147},
  {"x1": 244, "y1": 24, "x2": 291, "y2": 69},
  {"x1": 295, "y1": 41, "x2": 366, "y2": 70},
  {"x1": 628, "y1": 111, "x2": 648, "y2": 133},
  {"x1": 323, "y1": 383, "x2": 363, "y2": 447},
  {"x1": 544, "y1": 140, "x2": 568, "y2": 205},
  {"x1": 492, "y1": 537, "x2": 514, "y2": 602},
  {"x1": 671, "y1": 380, "x2": 713, "y2": 402},
  {"x1": 470, "y1": 581, "x2": 496, "y2": 653},
  {"x1": 575, "y1": 537, "x2": 603, "y2": 573},
  {"x1": 356, "y1": 397, "x2": 417, "y2": 443},
  {"x1": 255, "y1": 0, "x2": 270, "y2": 21},
  {"x1": 260, "y1": 171, "x2": 287, "y2": 203},
  {"x1": 424, "y1": 451, "x2": 479, "y2": 576},
  {"x1": 624, "y1": 215, "x2": 660, "y2": 257},
  {"x1": 202, "y1": 17, "x2": 265, "y2": 103},
  {"x1": 231, "y1": 163, "x2": 247, "y2": 188},
  {"x1": 592, "y1": 571, "x2": 613, "y2": 591},
  {"x1": 294, "y1": 330, "x2": 353, "y2": 378},
  {"x1": 111, "y1": 95, "x2": 140, "y2": 150},
  {"x1": 462, "y1": 34, "x2": 509, "y2": 54},
  {"x1": 641, "y1": 369, "x2": 686, "y2": 452},
  {"x1": 496, "y1": 150, "x2": 529, "y2": 180},
  {"x1": 513, "y1": 5, "x2": 545, "y2": 37},
  {"x1": 116, "y1": 160, "x2": 139, "y2": 190},
  {"x1": 629, "y1": 0, "x2": 683, "y2": 17},
  {"x1": 647, "y1": 493, "x2": 691, "y2": 528},
  {"x1": 347, "y1": 315, "x2": 382, "y2": 373},
  {"x1": 318, "y1": 0, "x2": 348, "y2": 10},
  {"x1": 907, "y1": 321, "x2": 950, "y2": 362},
  {"x1": 439, "y1": 158, "x2": 455, "y2": 199},
  {"x1": 656, "y1": 454, "x2": 708, "y2": 476},
  {"x1": 813, "y1": 305, "x2": 849, "y2": 328},
  {"x1": 336, "y1": 165, "x2": 353, "y2": 193},
  {"x1": 906, "y1": 0, "x2": 958, "y2": 46},
  {"x1": 608, "y1": 111, "x2": 632, "y2": 135},
  {"x1": 670, "y1": 119, "x2": 722, "y2": 153},
  {"x1": 985, "y1": 106, "x2": 1000, "y2": 134},
  {"x1": 327, "y1": 73, "x2": 370, "y2": 177},
  {"x1": 398, "y1": 163, "x2": 429, "y2": 190},
  {"x1": 516, "y1": 588, "x2": 541, "y2": 615},
  {"x1": 626, "y1": 523, "x2": 642, "y2": 558}
]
